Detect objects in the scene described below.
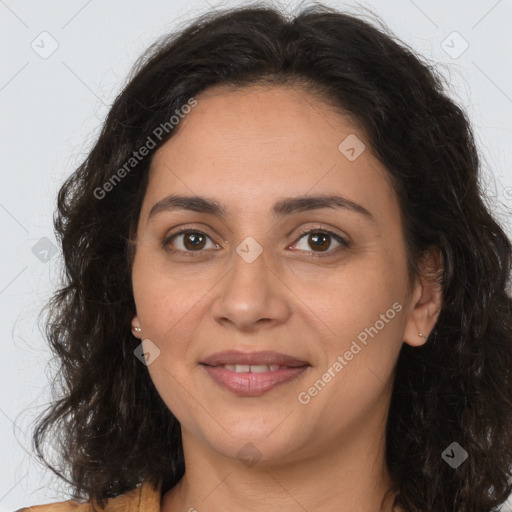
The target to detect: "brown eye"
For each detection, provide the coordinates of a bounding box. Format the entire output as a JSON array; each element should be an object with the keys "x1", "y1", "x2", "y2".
[
  {"x1": 165, "y1": 230, "x2": 219, "y2": 252},
  {"x1": 182, "y1": 232, "x2": 206, "y2": 250},
  {"x1": 291, "y1": 229, "x2": 349, "y2": 255},
  {"x1": 307, "y1": 232, "x2": 331, "y2": 252}
]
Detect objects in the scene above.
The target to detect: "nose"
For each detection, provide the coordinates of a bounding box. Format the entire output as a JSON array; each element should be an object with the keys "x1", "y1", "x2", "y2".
[{"x1": 210, "y1": 242, "x2": 291, "y2": 332}]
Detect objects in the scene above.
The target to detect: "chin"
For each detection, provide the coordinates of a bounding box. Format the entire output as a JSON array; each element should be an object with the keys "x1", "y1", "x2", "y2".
[{"x1": 197, "y1": 419, "x2": 307, "y2": 463}]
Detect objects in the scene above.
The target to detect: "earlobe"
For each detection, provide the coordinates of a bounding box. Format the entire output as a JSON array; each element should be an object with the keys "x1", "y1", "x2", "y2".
[
  {"x1": 131, "y1": 315, "x2": 142, "y2": 338},
  {"x1": 403, "y1": 246, "x2": 443, "y2": 347}
]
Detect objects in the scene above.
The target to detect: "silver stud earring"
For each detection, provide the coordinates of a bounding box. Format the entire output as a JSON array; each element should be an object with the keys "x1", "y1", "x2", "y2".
[
  {"x1": 419, "y1": 333, "x2": 424, "y2": 338},
  {"x1": 133, "y1": 326, "x2": 141, "y2": 333}
]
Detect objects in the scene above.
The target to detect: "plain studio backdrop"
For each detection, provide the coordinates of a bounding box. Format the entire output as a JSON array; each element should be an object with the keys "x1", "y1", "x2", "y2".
[{"x1": 1, "y1": 0, "x2": 511, "y2": 510}]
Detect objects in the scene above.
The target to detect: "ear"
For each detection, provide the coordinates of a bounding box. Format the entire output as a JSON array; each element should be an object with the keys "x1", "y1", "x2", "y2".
[
  {"x1": 403, "y1": 246, "x2": 443, "y2": 347},
  {"x1": 131, "y1": 314, "x2": 142, "y2": 338}
]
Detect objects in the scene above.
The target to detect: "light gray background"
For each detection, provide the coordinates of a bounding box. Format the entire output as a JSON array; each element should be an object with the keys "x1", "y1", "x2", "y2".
[{"x1": 1, "y1": 0, "x2": 511, "y2": 510}]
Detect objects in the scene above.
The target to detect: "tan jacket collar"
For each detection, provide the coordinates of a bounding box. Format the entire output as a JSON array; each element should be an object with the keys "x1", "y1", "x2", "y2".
[{"x1": 17, "y1": 479, "x2": 163, "y2": 512}]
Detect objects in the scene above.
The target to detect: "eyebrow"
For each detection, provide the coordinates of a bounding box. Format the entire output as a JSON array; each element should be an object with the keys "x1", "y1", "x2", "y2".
[{"x1": 147, "y1": 193, "x2": 375, "y2": 223}]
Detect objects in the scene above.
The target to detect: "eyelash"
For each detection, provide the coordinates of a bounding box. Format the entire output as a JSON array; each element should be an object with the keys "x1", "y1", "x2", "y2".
[{"x1": 162, "y1": 226, "x2": 350, "y2": 258}]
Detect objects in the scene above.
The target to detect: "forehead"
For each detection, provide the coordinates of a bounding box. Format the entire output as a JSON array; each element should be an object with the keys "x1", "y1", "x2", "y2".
[
  {"x1": 155, "y1": 83, "x2": 363, "y2": 160},
  {"x1": 144, "y1": 84, "x2": 399, "y2": 224}
]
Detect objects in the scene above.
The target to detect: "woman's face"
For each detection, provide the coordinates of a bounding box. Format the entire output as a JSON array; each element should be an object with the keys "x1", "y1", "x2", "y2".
[{"x1": 131, "y1": 84, "x2": 437, "y2": 465}]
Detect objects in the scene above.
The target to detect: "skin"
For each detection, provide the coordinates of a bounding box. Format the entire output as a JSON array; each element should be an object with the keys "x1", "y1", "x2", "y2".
[{"x1": 130, "y1": 84, "x2": 443, "y2": 512}]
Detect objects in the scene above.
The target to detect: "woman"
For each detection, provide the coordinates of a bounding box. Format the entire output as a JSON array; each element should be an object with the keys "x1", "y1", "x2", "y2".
[{"x1": 17, "y1": 2, "x2": 512, "y2": 511}]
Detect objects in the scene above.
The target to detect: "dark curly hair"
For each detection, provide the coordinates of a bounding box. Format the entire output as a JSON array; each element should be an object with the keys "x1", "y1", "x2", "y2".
[{"x1": 28, "y1": 2, "x2": 512, "y2": 511}]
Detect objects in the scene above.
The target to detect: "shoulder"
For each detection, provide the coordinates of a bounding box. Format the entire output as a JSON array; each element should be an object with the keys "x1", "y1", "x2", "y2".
[
  {"x1": 15, "y1": 500, "x2": 89, "y2": 512},
  {"x1": 15, "y1": 479, "x2": 162, "y2": 512}
]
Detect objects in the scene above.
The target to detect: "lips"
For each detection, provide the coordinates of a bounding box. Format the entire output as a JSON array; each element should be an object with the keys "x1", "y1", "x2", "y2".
[
  {"x1": 200, "y1": 350, "x2": 310, "y2": 368},
  {"x1": 200, "y1": 350, "x2": 311, "y2": 396}
]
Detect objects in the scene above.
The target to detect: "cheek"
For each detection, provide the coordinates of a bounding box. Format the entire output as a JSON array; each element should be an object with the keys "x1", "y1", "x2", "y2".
[
  {"x1": 294, "y1": 271, "x2": 405, "y2": 431},
  {"x1": 132, "y1": 245, "x2": 209, "y2": 327},
  {"x1": 292, "y1": 252, "x2": 406, "y2": 337},
  {"x1": 131, "y1": 263, "x2": 207, "y2": 418},
  {"x1": 293, "y1": 254, "x2": 407, "y2": 408}
]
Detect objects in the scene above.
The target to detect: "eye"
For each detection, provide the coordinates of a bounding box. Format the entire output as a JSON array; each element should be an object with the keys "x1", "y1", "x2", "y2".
[
  {"x1": 290, "y1": 228, "x2": 349, "y2": 255},
  {"x1": 163, "y1": 229, "x2": 220, "y2": 253},
  {"x1": 162, "y1": 226, "x2": 350, "y2": 257}
]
